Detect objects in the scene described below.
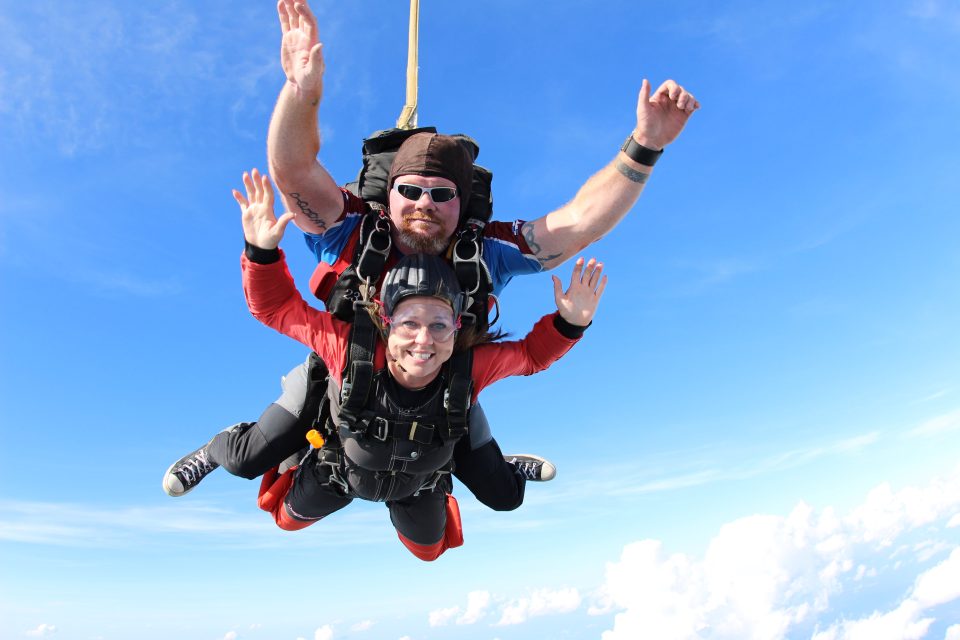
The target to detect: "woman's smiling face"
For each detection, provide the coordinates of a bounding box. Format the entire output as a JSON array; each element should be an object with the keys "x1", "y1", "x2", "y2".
[{"x1": 385, "y1": 296, "x2": 458, "y2": 388}]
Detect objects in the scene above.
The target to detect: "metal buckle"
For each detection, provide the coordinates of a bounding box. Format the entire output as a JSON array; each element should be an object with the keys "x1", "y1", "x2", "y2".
[
  {"x1": 371, "y1": 416, "x2": 390, "y2": 441},
  {"x1": 316, "y1": 449, "x2": 349, "y2": 494},
  {"x1": 415, "y1": 469, "x2": 448, "y2": 495},
  {"x1": 354, "y1": 212, "x2": 392, "y2": 303},
  {"x1": 452, "y1": 233, "x2": 481, "y2": 295},
  {"x1": 357, "y1": 217, "x2": 392, "y2": 276}
]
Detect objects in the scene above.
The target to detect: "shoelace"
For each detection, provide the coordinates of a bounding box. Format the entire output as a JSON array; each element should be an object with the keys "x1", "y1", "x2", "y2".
[
  {"x1": 177, "y1": 450, "x2": 216, "y2": 485},
  {"x1": 511, "y1": 459, "x2": 541, "y2": 480}
]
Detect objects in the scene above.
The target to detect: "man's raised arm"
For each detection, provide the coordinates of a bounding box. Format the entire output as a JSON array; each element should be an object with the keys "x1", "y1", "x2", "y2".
[
  {"x1": 519, "y1": 79, "x2": 700, "y2": 271},
  {"x1": 267, "y1": 0, "x2": 344, "y2": 235}
]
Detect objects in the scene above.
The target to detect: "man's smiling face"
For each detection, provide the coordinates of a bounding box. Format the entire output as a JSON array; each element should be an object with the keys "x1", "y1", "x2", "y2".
[{"x1": 387, "y1": 174, "x2": 461, "y2": 255}]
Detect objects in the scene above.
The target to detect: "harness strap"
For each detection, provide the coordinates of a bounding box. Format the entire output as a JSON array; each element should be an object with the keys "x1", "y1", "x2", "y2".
[
  {"x1": 355, "y1": 205, "x2": 392, "y2": 294},
  {"x1": 314, "y1": 447, "x2": 349, "y2": 495},
  {"x1": 317, "y1": 207, "x2": 394, "y2": 320},
  {"x1": 451, "y1": 222, "x2": 494, "y2": 331},
  {"x1": 443, "y1": 350, "x2": 474, "y2": 441},
  {"x1": 303, "y1": 353, "x2": 332, "y2": 434},
  {"x1": 355, "y1": 415, "x2": 439, "y2": 445},
  {"x1": 341, "y1": 352, "x2": 472, "y2": 444},
  {"x1": 339, "y1": 300, "x2": 380, "y2": 424}
]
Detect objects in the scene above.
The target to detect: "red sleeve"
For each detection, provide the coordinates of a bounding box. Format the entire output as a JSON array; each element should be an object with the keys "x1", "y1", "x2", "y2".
[
  {"x1": 468, "y1": 313, "x2": 580, "y2": 399},
  {"x1": 241, "y1": 250, "x2": 349, "y2": 384}
]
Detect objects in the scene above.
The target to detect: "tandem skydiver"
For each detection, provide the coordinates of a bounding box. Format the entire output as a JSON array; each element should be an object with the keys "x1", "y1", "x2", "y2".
[
  {"x1": 236, "y1": 167, "x2": 606, "y2": 560},
  {"x1": 163, "y1": 0, "x2": 699, "y2": 516}
]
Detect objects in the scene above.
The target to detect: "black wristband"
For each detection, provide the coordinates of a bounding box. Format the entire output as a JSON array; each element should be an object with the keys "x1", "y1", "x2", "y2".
[
  {"x1": 244, "y1": 241, "x2": 281, "y2": 265},
  {"x1": 553, "y1": 313, "x2": 590, "y2": 340},
  {"x1": 621, "y1": 135, "x2": 663, "y2": 167}
]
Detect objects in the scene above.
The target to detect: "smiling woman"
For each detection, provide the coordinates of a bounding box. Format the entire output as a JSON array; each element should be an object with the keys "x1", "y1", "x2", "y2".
[{"x1": 234, "y1": 169, "x2": 607, "y2": 561}]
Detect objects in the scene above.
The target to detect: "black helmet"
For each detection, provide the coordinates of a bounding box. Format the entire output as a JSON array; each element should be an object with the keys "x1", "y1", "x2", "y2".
[{"x1": 382, "y1": 254, "x2": 465, "y2": 317}]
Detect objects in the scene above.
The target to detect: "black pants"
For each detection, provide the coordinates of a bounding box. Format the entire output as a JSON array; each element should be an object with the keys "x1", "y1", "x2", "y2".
[
  {"x1": 282, "y1": 451, "x2": 448, "y2": 544},
  {"x1": 208, "y1": 402, "x2": 526, "y2": 512}
]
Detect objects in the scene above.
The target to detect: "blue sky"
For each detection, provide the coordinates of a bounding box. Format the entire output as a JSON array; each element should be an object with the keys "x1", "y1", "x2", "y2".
[{"x1": 2, "y1": 0, "x2": 960, "y2": 639}]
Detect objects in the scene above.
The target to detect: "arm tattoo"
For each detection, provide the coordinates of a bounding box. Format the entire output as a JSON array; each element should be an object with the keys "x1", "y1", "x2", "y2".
[
  {"x1": 615, "y1": 160, "x2": 650, "y2": 184},
  {"x1": 522, "y1": 223, "x2": 562, "y2": 267},
  {"x1": 288, "y1": 192, "x2": 327, "y2": 231}
]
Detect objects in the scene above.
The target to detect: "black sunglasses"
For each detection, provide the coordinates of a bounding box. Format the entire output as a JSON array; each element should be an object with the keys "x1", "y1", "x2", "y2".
[{"x1": 394, "y1": 183, "x2": 458, "y2": 203}]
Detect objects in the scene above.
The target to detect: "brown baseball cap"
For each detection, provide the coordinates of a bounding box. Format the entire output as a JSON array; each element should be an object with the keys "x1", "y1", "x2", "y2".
[{"x1": 389, "y1": 133, "x2": 473, "y2": 214}]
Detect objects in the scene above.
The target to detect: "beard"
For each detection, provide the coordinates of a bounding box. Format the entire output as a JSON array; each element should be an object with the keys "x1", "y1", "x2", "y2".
[{"x1": 396, "y1": 216, "x2": 451, "y2": 255}]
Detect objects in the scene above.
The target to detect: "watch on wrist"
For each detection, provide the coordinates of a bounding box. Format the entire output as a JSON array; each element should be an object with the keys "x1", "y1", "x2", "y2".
[{"x1": 620, "y1": 135, "x2": 663, "y2": 167}]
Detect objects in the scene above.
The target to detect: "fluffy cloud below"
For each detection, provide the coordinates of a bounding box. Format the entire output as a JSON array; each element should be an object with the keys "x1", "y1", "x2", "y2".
[
  {"x1": 593, "y1": 466, "x2": 960, "y2": 640},
  {"x1": 429, "y1": 587, "x2": 580, "y2": 627}
]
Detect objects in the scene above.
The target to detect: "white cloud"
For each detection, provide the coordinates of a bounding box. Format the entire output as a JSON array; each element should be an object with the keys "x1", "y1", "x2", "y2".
[
  {"x1": 315, "y1": 624, "x2": 334, "y2": 640},
  {"x1": 549, "y1": 431, "x2": 881, "y2": 507},
  {"x1": 852, "y1": 564, "x2": 876, "y2": 581},
  {"x1": 431, "y1": 587, "x2": 579, "y2": 628},
  {"x1": 595, "y1": 468, "x2": 960, "y2": 640},
  {"x1": 913, "y1": 388, "x2": 951, "y2": 403},
  {"x1": 946, "y1": 623, "x2": 960, "y2": 640},
  {"x1": 811, "y1": 548, "x2": 960, "y2": 640},
  {"x1": 457, "y1": 590, "x2": 492, "y2": 624},
  {"x1": 810, "y1": 604, "x2": 934, "y2": 640},
  {"x1": 222, "y1": 632, "x2": 237, "y2": 640},
  {"x1": 906, "y1": 408, "x2": 960, "y2": 438},
  {"x1": 25, "y1": 624, "x2": 57, "y2": 637},
  {"x1": 350, "y1": 620, "x2": 374, "y2": 632},
  {"x1": 0, "y1": 497, "x2": 392, "y2": 550},
  {"x1": 846, "y1": 473, "x2": 960, "y2": 546},
  {"x1": 911, "y1": 547, "x2": 960, "y2": 606},
  {"x1": 428, "y1": 605, "x2": 459, "y2": 627},
  {"x1": 495, "y1": 587, "x2": 581, "y2": 626},
  {"x1": 913, "y1": 540, "x2": 953, "y2": 563}
]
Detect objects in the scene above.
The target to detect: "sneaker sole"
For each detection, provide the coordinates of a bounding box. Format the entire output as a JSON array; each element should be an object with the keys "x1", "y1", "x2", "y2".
[{"x1": 162, "y1": 457, "x2": 190, "y2": 497}]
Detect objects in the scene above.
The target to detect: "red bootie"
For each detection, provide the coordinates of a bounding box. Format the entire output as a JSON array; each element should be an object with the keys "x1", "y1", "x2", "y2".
[
  {"x1": 397, "y1": 533, "x2": 446, "y2": 561},
  {"x1": 444, "y1": 493, "x2": 463, "y2": 549},
  {"x1": 257, "y1": 466, "x2": 312, "y2": 531},
  {"x1": 397, "y1": 494, "x2": 464, "y2": 561}
]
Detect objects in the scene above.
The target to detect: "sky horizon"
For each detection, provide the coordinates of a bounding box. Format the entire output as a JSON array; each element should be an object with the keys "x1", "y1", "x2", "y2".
[{"x1": 2, "y1": 1, "x2": 960, "y2": 639}]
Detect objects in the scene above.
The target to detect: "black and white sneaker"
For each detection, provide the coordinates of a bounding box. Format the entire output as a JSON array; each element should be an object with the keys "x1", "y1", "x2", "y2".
[
  {"x1": 506, "y1": 454, "x2": 557, "y2": 481},
  {"x1": 161, "y1": 423, "x2": 249, "y2": 497},
  {"x1": 162, "y1": 444, "x2": 219, "y2": 497}
]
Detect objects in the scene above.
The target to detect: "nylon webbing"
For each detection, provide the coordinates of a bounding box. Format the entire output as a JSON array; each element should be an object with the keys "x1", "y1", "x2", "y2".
[{"x1": 339, "y1": 301, "x2": 380, "y2": 424}]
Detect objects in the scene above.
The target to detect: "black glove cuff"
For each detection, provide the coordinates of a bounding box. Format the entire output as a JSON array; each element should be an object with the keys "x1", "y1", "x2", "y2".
[
  {"x1": 244, "y1": 241, "x2": 281, "y2": 265},
  {"x1": 553, "y1": 314, "x2": 590, "y2": 339}
]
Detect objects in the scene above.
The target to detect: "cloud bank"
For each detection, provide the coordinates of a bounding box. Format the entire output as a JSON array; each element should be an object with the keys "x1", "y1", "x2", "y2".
[
  {"x1": 593, "y1": 467, "x2": 960, "y2": 639},
  {"x1": 427, "y1": 466, "x2": 960, "y2": 639}
]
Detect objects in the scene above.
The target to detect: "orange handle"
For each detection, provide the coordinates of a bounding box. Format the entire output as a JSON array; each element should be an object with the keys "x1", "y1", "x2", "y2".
[{"x1": 306, "y1": 429, "x2": 325, "y2": 448}]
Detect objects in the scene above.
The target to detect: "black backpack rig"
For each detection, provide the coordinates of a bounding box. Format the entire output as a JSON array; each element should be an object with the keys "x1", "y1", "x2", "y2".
[{"x1": 298, "y1": 127, "x2": 495, "y2": 466}]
